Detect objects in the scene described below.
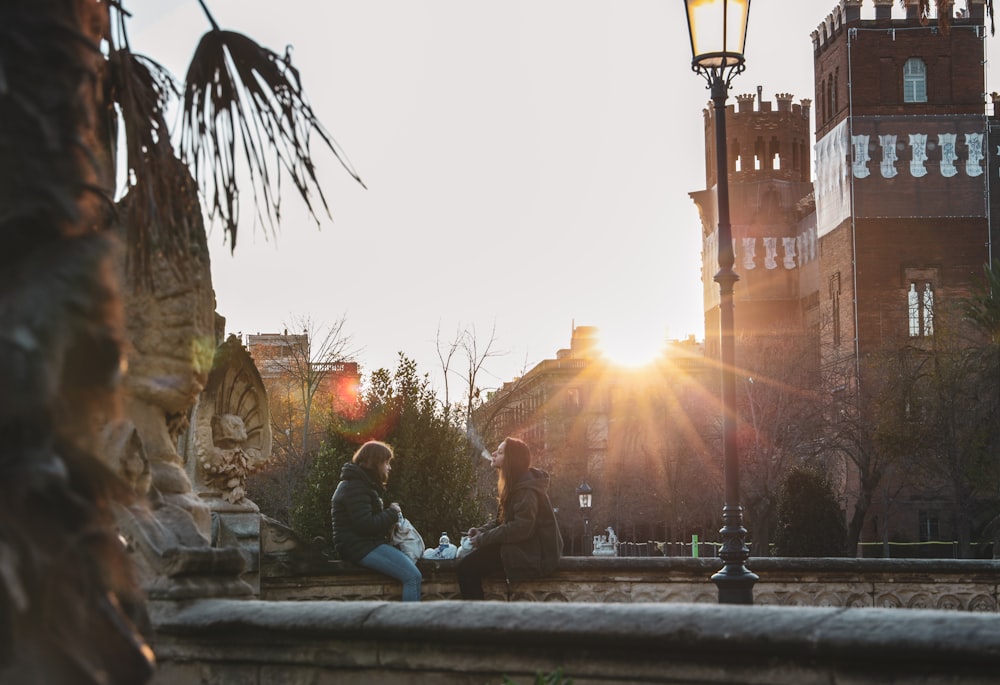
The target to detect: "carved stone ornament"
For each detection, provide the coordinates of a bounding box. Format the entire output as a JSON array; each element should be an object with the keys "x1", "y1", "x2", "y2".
[{"x1": 187, "y1": 335, "x2": 272, "y2": 508}]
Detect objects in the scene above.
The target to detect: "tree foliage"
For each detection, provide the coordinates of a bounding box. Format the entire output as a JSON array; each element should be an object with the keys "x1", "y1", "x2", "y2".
[
  {"x1": 773, "y1": 466, "x2": 847, "y2": 557},
  {"x1": 735, "y1": 328, "x2": 825, "y2": 556},
  {"x1": 292, "y1": 354, "x2": 485, "y2": 554},
  {"x1": 246, "y1": 315, "x2": 360, "y2": 524}
]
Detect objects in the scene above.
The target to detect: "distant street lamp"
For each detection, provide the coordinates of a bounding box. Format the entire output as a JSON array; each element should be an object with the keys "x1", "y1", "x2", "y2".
[
  {"x1": 684, "y1": 0, "x2": 758, "y2": 605},
  {"x1": 577, "y1": 481, "x2": 593, "y2": 556}
]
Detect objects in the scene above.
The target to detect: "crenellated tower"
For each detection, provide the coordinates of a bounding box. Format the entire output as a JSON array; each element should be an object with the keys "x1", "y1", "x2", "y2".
[
  {"x1": 690, "y1": 89, "x2": 816, "y2": 361},
  {"x1": 689, "y1": 0, "x2": 995, "y2": 553},
  {"x1": 812, "y1": 0, "x2": 990, "y2": 385}
]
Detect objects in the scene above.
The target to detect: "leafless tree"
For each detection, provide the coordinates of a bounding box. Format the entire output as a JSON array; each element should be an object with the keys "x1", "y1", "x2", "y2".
[
  {"x1": 264, "y1": 314, "x2": 357, "y2": 452},
  {"x1": 734, "y1": 329, "x2": 826, "y2": 556},
  {"x1": 247, "y1": 314, "x2": 358, "y2": 523}
]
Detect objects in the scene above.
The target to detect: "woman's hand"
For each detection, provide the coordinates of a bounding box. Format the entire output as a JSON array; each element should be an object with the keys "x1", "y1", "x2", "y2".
[{"x1": 389, "y1": 502, "x2": 401, "y2": 514}]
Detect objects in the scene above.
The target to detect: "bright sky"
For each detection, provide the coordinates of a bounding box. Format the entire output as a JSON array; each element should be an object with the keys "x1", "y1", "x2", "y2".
[{"x1": 127, "y1": 0, "x2": 1000, "y2": 396}]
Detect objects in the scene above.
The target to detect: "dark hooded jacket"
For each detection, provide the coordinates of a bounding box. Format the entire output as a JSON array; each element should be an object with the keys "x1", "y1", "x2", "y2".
[
  {"x1": 331, "y1": 463, "x2": 398, "y2": 563},
  {"x1": 475, "y1": 467, "x2": 563, "y2": 581}
]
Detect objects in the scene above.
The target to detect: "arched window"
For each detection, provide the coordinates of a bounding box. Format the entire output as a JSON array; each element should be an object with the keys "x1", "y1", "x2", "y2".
[{"x1": 903, "y1": 58, "x2": 927, "y2": 103}]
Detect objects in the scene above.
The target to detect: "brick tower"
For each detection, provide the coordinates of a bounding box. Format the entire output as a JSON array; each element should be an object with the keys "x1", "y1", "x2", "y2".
[
  {"x1": 812, "y1": 0, "x2": 992, "y2": 550},
  {"x1": 690, "y1": 0, "x2": 995, "y2": 552},
  {"x1": 689, "y1": 89, "x2": 815, "y2": 362},
  {"x1": 813, "y1": 0, "x2": 991, "y2": 392}
]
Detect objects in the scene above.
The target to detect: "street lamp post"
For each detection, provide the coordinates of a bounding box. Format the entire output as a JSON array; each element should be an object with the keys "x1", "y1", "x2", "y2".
[
  {"x1": 577, "y1": 481, "x2": 593, "y2": 556},
  {"x1": 684, "y1": 0, "x2": 758, "y2": 605}
]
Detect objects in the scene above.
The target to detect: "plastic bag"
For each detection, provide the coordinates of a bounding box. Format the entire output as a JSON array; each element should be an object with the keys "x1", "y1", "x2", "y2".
[
  {"x1": 422, "y1": 532, "x2": 458, "y2": 560},
  {"x1": 390, "y1": 514, "x2": 426, "y2": 562},
  {"x1": 456, "y1": 534, "x2": 474, "y2": 559}
]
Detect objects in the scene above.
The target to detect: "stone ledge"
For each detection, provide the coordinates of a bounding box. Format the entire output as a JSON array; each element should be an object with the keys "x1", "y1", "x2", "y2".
[
  {"x1": 149, "y1": 599, "x2": 1000, "y2": 684},
  {"x1": 259, "y1": 520, "x2": 1000, "y2": 609}
]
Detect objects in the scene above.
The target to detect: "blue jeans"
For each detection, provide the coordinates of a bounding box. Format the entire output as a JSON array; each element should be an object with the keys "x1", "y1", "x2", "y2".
[{"x1": 358, "y1": 544, "x2": 422, "y2": 601}]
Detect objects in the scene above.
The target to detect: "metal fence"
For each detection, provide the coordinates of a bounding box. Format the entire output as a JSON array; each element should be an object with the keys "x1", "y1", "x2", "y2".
[
  {"x1": 571, "y1": 539, "x2": 995, "y2": 558},
  {"x1": 856, "y1": 541, "x2": 994, "y2": 559}
]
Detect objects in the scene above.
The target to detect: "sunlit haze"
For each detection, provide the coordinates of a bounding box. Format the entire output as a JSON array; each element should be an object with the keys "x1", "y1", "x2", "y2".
[
  {"x1": 598, "y1": 326, "x2": 673, "y2": 369},
  {"x1": 126, "y1": 0, "x2": 1000, "y2": 397}
]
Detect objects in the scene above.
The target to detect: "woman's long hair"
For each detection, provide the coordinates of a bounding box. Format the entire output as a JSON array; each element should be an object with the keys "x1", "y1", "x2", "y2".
[
  {"x1": 352, "y1": 440, "x2": 393, "y2": 486},
  {"x1": 497, "y1": 437, "x2": 531, "y2": 521}
]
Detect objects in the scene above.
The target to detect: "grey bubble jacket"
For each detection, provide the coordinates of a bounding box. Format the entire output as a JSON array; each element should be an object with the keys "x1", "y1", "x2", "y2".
[{"x1": 331, "y1": 463, "x2": 398, "y2": 563}]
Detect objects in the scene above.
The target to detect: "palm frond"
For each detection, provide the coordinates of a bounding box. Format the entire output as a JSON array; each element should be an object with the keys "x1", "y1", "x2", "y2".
[
  {"x1": 180, "y1": 29, "x2": 364, "y2": 252},
  {"x1": 107, "y1": 46, "x2": 201, "y2": 287}
]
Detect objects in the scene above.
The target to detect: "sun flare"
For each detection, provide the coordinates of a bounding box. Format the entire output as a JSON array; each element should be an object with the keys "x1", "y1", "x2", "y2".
[{"x1": 598, "y1": 328, "x2": 666, "y2": 369}]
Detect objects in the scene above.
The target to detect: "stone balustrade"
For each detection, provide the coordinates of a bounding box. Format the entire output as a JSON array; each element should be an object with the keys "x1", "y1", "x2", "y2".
[
  {"x1": 143, "y1": 519, "x2": 1000, "y2": 683},
  {"x1": 260, "y1": 517, "x2": 1000, "y2": 610}
]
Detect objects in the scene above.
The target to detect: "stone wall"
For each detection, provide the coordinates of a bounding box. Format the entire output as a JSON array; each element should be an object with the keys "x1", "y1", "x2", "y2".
[
  {"x1": 260, "y1": 517, "x2": 1000, "y2": 610},
  {"x1": 148, "y1": 598, "x2": 1000, "y2": 684},
  {"x1": 143, "y1": 521, "x2": 1000, "y2": 683},
  {"x1": 263, "y1": 547, "x2": 1000, "y2": 611}
]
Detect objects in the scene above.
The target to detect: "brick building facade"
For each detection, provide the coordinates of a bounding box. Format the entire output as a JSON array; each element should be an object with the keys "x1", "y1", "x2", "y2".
[
  {"x1": 246, "y1": 332, "x2": 361, "y2": 444},
  {"x1": 692, "y1": 0, "x2": 994, "y2": 552}
]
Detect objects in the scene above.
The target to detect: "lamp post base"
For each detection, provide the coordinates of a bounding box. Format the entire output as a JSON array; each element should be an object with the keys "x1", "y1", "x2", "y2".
[{"x1": 711, "y1": 566, "x2": 758, "y2": 605}]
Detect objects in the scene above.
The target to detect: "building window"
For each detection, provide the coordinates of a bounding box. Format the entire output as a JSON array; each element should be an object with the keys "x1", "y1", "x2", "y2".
[
  {"x1": 908, "y1": 281, "x2": 934, "y2": 337},
  {"x1": 918, "y1": 510, "x2": 940, "y2": 542},
  {"x1": 903, "y1": 58, "x2": 927, "y2": 103}
]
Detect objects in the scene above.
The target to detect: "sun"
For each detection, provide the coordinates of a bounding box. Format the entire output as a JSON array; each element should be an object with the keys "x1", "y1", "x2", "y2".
[{"x1": 598, "y1": 327, "x2": 666, "y2": 369}]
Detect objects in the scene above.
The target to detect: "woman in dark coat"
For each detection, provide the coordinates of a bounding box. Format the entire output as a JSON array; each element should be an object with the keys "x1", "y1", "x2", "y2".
[
  {"x1": 457, "y1": 437, "x2": 563, "y2": 600},
  {"x1": 331, "y1": 440, "x2": 422, "y2": 601}
]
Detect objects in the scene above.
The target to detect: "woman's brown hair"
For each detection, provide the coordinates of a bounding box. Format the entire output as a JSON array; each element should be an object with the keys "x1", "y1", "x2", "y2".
[
  {"x1": 497, "y1": 437, "x2": 531, "y2": 521},
  {"x1": 352, "y1": 440, "x2": 393, "y2": 483}
]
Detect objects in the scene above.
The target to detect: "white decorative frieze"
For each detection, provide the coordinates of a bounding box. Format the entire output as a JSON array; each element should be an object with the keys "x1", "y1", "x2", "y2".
[
  {"x1": 966, "y1": 133, "x2": 984, "y2": 177},
  {"x1": 742, "y1": 237, "x2": 757, "y2": 270},
  {"x1": 763, "y1": 237, "x2": 778, "y2": 270},
  {"x1": 852, "y1": 134, "x2": 871, "y2": 178},
  {"x1": 879, "y1": 134, "x2": 898, "y2": 178},
  {"x1": 721, "y1": 226, "x2": 817, "y2": 273},
  {"x1": 909, "y1": 133, "x2": 929, "y2": 178},
  {"x1": 850, "y1": 129, "x2": 986, "y2": 180},
  {"x1": 939, "y1": 133, "x2": 958, "y2": 178},
  {"x1": 782, "y1": 237, "x2": 798, "y2": 269}
]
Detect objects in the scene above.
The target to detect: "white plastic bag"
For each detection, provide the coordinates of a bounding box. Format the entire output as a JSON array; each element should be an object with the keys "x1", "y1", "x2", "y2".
[
  {"x1": 390, "y1": 514, "x2": 426, "y2": 562},
  {"x1": 456, "y1": 535, "x2": 474, "y2": 559},
  {"x1": 422, "y1": 532, "x2": 458, "y2": 560}
]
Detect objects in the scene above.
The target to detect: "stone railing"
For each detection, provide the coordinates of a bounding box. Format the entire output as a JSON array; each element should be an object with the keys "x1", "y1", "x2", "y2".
[
  {"x1": 260, "y1": 520, "x2": 1000, "y2": 610},
  {"x1": 144, "y1": 520, "x2": 1000, "y2": 684},
  {"x1": 149, "y1": 599, "x2": 1000, "y2": 684}
]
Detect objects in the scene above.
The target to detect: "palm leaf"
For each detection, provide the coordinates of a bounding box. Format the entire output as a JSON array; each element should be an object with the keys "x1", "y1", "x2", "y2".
[
  {"x1": 181, "y1": 26, "x2": 364, "y2": 252},
  {"x1": 107, "y1": 44, "x2": 201, "y2": 287}
]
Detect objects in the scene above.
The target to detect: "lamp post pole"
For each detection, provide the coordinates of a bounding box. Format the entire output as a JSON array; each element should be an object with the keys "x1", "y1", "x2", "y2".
[
  {"x1": 685, "y1": 0, "x2": 758, "y2": 605},
  {"x1": 577, "y1": 481, "x2": 593, "y2": 556}
]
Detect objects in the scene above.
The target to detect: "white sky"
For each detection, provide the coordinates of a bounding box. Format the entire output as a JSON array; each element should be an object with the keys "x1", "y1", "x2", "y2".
[{"x1": 126, "y1": 0, "x2": 1000, "y2": 396}]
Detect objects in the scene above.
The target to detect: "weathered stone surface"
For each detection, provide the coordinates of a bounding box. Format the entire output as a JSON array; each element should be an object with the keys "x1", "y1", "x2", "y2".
[
  {"x1": 259, "y1": 521, "x2": 1000, "y2": 611},
  {"x1": 186, "y1": 335, "x2": 271, "y2": 507},
  {"x1": 148, "y1": 599, "x2": 1000, "y2": 684}
]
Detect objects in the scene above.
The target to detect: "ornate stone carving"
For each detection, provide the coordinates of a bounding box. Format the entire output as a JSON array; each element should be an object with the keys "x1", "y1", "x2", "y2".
[
  {"x1": 108, "y1": 169, "x2": 262, "y2": 599},
  {"x1": 187, "y1": 335, "x2": 272, "y2": 508}
]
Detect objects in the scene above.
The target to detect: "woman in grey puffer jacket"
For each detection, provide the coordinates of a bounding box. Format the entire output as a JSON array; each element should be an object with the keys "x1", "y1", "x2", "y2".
[{"x1": 331, "y1": 441, "x2": 422, "y2": 601}]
